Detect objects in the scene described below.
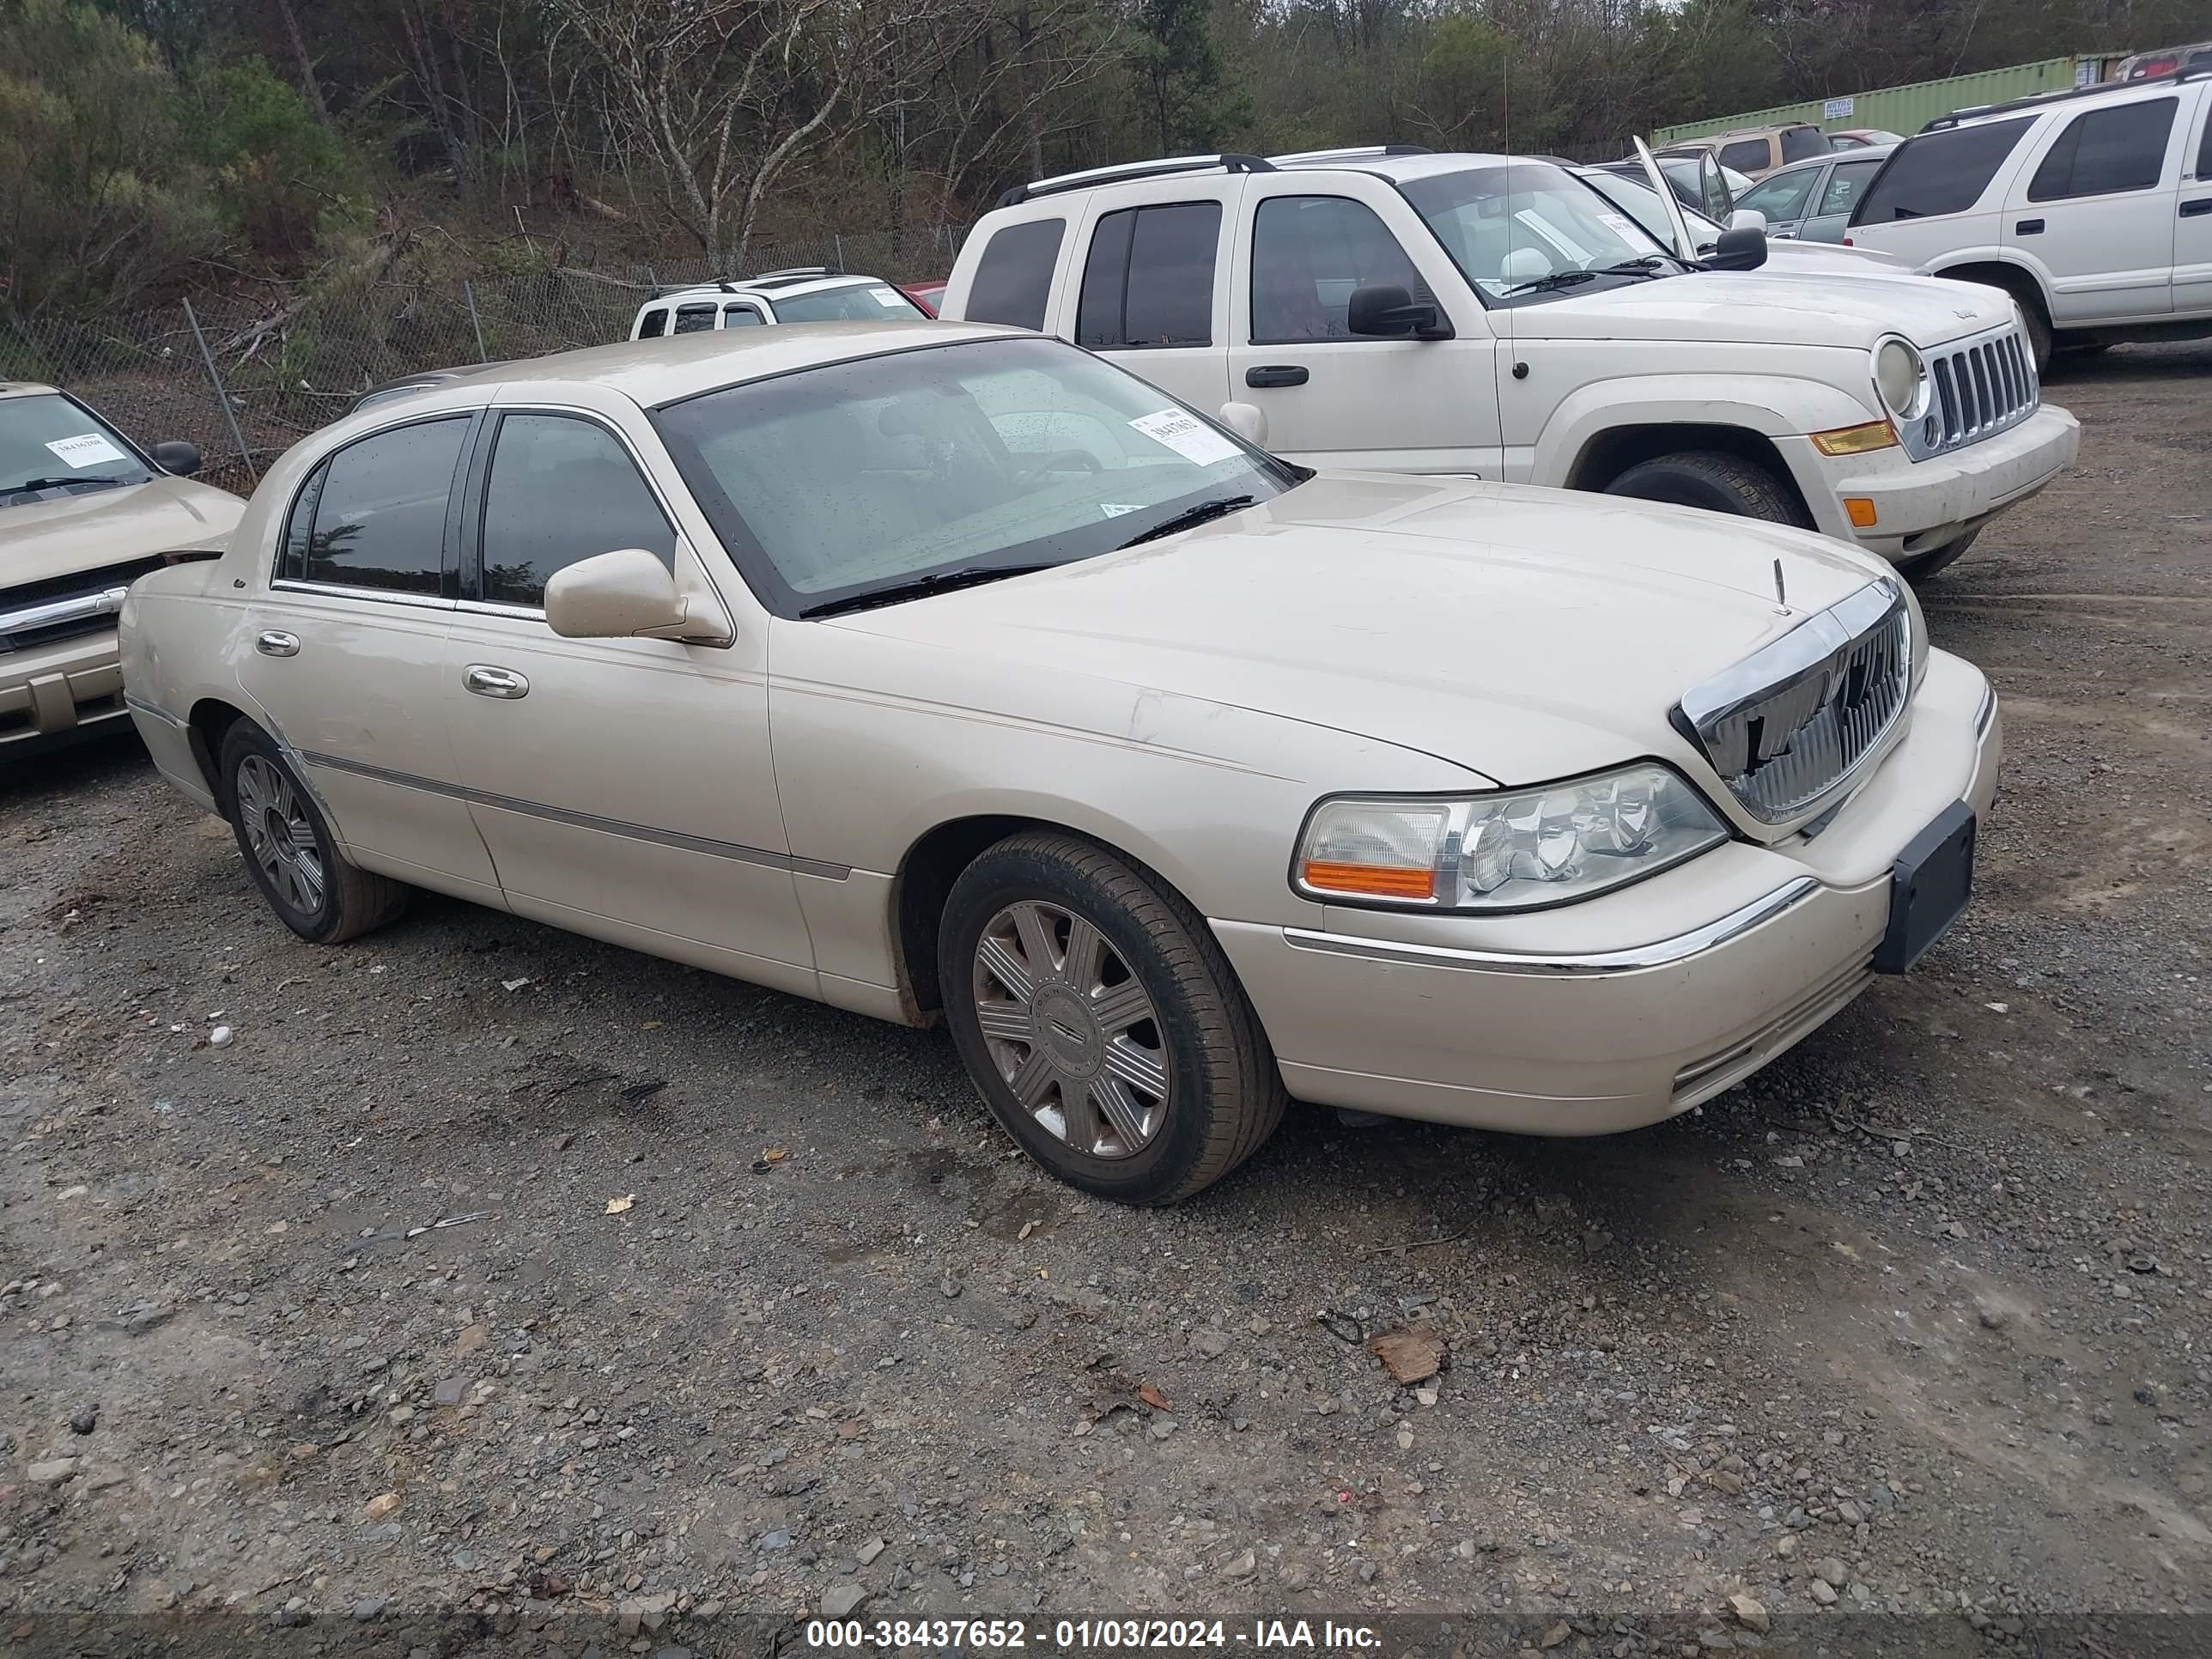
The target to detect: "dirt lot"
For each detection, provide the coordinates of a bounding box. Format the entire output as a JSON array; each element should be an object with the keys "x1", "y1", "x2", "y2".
[{"x1": 3, "y1": 343, "x2": 2209, "y2": 1656}]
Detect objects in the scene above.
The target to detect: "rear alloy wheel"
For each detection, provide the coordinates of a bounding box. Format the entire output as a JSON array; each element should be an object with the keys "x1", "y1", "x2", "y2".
[
  {"x1": 939, "y1": 831, "x2": 1285, "y2": 1205},
  {"x1": 219, "y1": 721, "x2": 408, "y2": 944},
  {"x1": 1601, "y1": 450, "x2": 1813, "y2": 528}
]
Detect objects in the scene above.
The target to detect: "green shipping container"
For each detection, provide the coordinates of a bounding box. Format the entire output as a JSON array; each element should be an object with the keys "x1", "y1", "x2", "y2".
[{"x1": 1652, "y1": 56, "x2": 2112, "y2": 145}]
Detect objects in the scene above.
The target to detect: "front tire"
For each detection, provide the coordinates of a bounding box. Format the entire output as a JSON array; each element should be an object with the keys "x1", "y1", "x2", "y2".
[
  {"x1": 938, "y1": 831, "x2": 1285, "y2": 1205},
  {"x1": 1601, "y1": 450, "x2": 1813, "y2": 528},
  {"x1": 1893, "y1": 526, "x2": 1980, "y2": 581},
  {"x1": 219, "y1": 722, "x2": 408, "y2": 944}
]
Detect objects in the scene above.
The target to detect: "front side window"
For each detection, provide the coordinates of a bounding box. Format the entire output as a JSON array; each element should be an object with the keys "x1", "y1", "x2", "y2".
[
  {"x1": 1736, "y1": 168, "x2": 1819, "y2": 222},
  {"x1": 0, "y1": 392, "x2": 151, "y2": 500},
  {"x1": 1250, "y1": 196, "x2": 1425, "y2": 343},
  {"x1": 771, "y1": 283, "x2": 925, "y2": 323},
  {"x1": 653, "y1": 336, "x2": 1295, "y2": 617},
  {"x1": 1853, "y1": 116, "x2": 2035, "y2": 222},
  {"x1": 2028, "y1": 97, "x2": 2177, "y2": 200},
  {"x1": 1815, "y1": 159, "x2": 1881, "y2": 217},
  {"x1": 1718, "y1": 138, "x2": 1771, "y2": 173},
  {"x1": 672, "y1": 304, "x2": 717, "y2": 335},
  {"x1": 278, "y1": 417, "x2": 467, "y2": 595},
  {"x1": 1400, "y1": 161, "x2": 1674, "y2": 307},
  {"x1": 721, "y1": 304, "x2": 765, "y2": 327},
  {"x1": 964, "y1": 218, "x2": 1064, "y2": 331},
  {"x1": 1078, "y1": 203, "x2": 1220, "y2": 348},
  {"x1": 477, "y1": 415, "x2": 674, "y2": 608}
]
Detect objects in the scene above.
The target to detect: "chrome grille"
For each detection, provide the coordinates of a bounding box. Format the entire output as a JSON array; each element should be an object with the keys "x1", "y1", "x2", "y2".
[
  {"x1": 1674, "y1": 578, "x2": 1912, "y2": 823},
  {"x1": 0, "y1": 556, "x2": 163, "y2": 654},
  {"x1": 1905, "y1": 322, "x2": 2037, "y2": 460}
]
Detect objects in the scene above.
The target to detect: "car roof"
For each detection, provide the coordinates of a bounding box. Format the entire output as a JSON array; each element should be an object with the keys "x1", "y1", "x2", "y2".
[{"x1": 644, "y1": 273, "x2": 890, "y2": 307}]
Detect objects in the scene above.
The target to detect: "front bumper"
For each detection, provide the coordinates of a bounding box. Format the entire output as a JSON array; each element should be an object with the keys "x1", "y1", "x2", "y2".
[
  {"x1": 1211, "y1": 647, "x2": 2000, "y2": 1135},
  {"x1": 0, "y1": 625, "x2": 131, "y2": 759},
  {"x1": 1790, "y1": 402, "x2": 2081, "y2": 558}
]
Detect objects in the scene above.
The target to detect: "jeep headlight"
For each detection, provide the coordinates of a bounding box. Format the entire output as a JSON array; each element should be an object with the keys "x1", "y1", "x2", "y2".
[
  {"x1": 1293, "y1": 763, "x2": 1730, "y2": 912},
  {"x1": 1874, "y1": 337, "x2": 1926, "y2": 419}
]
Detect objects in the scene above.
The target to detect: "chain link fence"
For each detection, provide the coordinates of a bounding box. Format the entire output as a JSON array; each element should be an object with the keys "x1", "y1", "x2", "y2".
[{"x1": 0, "y1": 223, "x2": 969, "y2": 497}]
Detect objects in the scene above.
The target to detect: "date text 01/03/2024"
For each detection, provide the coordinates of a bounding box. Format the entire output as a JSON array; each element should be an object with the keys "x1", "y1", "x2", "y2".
[{"x1": 802, "y1": 1619, "x2": 1384, "y2": 1649}]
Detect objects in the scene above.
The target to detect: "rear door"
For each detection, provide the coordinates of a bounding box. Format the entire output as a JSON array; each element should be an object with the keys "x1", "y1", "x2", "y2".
[
  {"x1": 1059, "y1": 177, "x2": 1241, "y2": 417},
  {"x1": 2175, "y1": 82, "x2": 2212, "y2": 316},
  {"x1": 2004, "y1": 89, "x2": 2184, "y2": 321}
]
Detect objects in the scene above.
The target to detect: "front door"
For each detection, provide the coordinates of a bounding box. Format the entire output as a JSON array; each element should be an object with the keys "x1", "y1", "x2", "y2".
[
  {"x1": 1226, "y1": 180, "x2": 1499, "y2": 474},
  {"x1": 2006, "y1": 92, "x2": 2183, "y2": 323},
  {"x1": 439, "y1": 405, "x2": 814, "y2": 981}
]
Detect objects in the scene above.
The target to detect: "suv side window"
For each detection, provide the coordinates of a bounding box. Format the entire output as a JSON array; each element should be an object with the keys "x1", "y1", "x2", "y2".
[
  {"x1": 477, "y1": 414, "x2": 675, "y2": 609},
  {"x1": 1854, "y1": 116, "x2": 2036, "y2": 222},
  {"x1": 2200, "y1": 97, "x2": 2212, "y2": 175},
  {"x1": 637, "y1": 307, "x2": 669, "y2": 339},
  {"x1": 278, "y1": 417, "x2": 468, "y2": 596},
  {"x1": 1077, "y1": 203, "x2": 1220, "y2": 349},
  {"x1": 2028, "y1": 97, "x2": 2178, "y2": 199},
  {"x1": 965, "y1": 217, "x2": 1064, "y2": 331},
  {"x1": 1250, "y1": 196, "x2": 1423, "y2": 343},
  {"x1": 672, "y1": 303, "x2": 717, "y2": 335},
  {"x1": 1815, "y1": 158, "x2": 1881, "y2": 217},
  {"x1": 1718, "y1": 138, "x2": 1771, "y2": 173},
  {"x1": 721, "y1": 303, "x2": 765, "y2": 327}
]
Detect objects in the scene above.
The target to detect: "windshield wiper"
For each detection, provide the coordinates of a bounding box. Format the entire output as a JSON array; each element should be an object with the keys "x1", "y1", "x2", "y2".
[
  {"x1": 1501, "y1": 269, "x2": 1597, "y2": 297},
  {"x1": 797, "y1": 562, "x2": 1057, "y2": 619},
  {"x1": 1116, "y1": 495, "x2": 1255, "y2": 550},
  {"x1": 1590, "y1": 256, "x2": 1674, "y2": 278},
  {"x1": 4, "y1": 475, "x2": 127, "y2": 495}
]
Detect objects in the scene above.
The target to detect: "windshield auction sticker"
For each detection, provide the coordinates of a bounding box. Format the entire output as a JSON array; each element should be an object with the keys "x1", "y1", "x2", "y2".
[
  {"x1": 46, "y1": 433, "x2": 128, "y2": 468},
  {"x1": 1129, "y1": 410, "x2": 1242, "y2": 467}
]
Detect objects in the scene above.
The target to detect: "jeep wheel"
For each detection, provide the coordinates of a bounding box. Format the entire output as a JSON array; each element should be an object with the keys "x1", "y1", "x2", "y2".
[{"x1": 1601, "y1": 451, "x2": 1813, "y2": 529}]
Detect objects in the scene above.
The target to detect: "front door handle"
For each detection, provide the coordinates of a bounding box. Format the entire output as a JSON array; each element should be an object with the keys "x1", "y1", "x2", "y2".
[
  {"x1": 2015, "y1": 218, "x2": 2045, "y2": 234},
  {"x1": 463, "y1": 664, "x2": 529, "y2": 700},
  {"x1": 255, "y1": 630, "x2": 300, "y2": 658},
  {"x1": 1245, "y1": 364, "x2": 1310, "y2": 388},
  {"x1": 2182, "y1": 198, "x2": 2212, "y2": 217}
]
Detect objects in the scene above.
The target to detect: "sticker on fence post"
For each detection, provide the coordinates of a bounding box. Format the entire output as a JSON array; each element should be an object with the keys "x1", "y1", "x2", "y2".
[
  {"x1": 46, "y1": 434, "x2": 128, "y2": 469},
  {"x1": 1128, "y1": 409, "x2": 1243, "y2": 467}
]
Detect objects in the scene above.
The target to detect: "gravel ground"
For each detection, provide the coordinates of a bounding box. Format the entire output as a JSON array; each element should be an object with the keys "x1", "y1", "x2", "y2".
[{"x1": 3, "y1": 343, "x2": 2208, "y2": 1656}]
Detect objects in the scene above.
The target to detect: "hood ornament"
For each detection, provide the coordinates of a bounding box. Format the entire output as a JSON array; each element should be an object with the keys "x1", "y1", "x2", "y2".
[{"x1": 1772, "y1": 557, "x2": 1790, "y2": 615}]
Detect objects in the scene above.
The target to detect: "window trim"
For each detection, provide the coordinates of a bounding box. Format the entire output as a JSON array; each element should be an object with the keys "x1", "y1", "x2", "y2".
[
  {"x1": 269, "y1": 410, "x2": 479, "y2": 606},
  {"x1": 456, "y1": 404, "x2": 684, "y2": 616},
  {"x1": 1077, "y1": 199, "x2": 1224, "y2": 352},
  {"x1": 2026, "y1": 94, "x2": 2179, "y2": 203},
  {"x1": 1247, "y1": 191, "x2": 1429, "y2": 347}
]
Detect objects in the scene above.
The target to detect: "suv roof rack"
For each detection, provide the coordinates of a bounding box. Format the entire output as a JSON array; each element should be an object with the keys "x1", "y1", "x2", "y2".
[
  {"x1": 999, "y1": 153, "x2": 1277, "y2": 207},
  {"x1": 1920, "y1": 64, "x2": 2212, "y2": 131},
  {"x1": 742, "y1": 266, "x2": 843, "y2": 287},
  {"x1": 1268, "y1": 143, "x2": 1432, "y2": 164}
]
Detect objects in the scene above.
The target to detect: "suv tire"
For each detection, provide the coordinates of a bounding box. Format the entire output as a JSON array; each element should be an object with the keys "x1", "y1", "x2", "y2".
[
  {"x1": 1893, "y1": 527, "x2": 1979, "y2": 581},
  {"x1": 218, "y1": 721, "x2": 410, "y2": 944},
  {"x1": 1601, "y1": 451, "x2": 1812, "y2": 528},
  {"x1": 939, "y1": 830, "x2": 1285, "y2": 1205}
]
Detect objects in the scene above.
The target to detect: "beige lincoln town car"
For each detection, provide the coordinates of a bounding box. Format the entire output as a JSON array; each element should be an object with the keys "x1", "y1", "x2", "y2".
[
  {"x1": 3, "y1": 382, "x2": 243, "y2": 758},
  {"x1": 120, "y1": 322, "x2": 2000, "y2": 1203}
]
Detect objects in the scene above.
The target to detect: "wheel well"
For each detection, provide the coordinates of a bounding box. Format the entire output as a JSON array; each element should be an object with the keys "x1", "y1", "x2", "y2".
[
  {"x1": 186, "y1": 698, "x2": 250, "y2": 798},
  {"x1": 1567, "y1": 423, "x2": 1812, "y2": 514},
  {"x1": 1935, "y1": 262, "x2": 2050, "y2": 327}
]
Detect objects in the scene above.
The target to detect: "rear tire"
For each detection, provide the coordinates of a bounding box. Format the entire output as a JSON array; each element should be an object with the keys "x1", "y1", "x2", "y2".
[
  {"x1": 938, "y1": 830, "x2": 1285, "y2": 1205},
  {"x1": 218, "y1": 722, "x2": 409, "y2": 944},
  {"x1": 1893, "y1": 526, "x2": 1980, "y2": 582},
  {"x1": 1601, "y1": 450, "x2": 1813, "y2": 528}
]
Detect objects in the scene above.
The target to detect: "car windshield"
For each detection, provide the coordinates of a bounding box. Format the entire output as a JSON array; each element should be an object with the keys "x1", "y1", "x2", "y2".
[
  {"x1": 1398, "y1": 162, "x2": 1675, "y2": 305},
  {"x1": 1, "y1": 392, "x2": 152, "y2": 499},
  {"x1": 653, "y1": 335, "x2": 1297, "y2": 617},
  {"x1": 1583, "y1": 171, "x2": 1723, "y2": 246},
  {"x1": 769, "y1": 282, "x2": 927, "y2": 323}
]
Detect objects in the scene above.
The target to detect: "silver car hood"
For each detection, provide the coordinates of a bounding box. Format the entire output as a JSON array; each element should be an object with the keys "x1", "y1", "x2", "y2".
[{"x1": 817, "y1": 473, "x2": 1890, "y2": 792}]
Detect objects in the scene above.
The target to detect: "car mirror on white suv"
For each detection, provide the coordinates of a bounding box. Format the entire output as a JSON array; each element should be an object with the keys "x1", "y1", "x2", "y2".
[
  {"x1": 1346, "y1": 283, "x2": 1452, "y2": 339},
  {"x1": 1702, "y1": 225, "x2": 1769, "y2": 272},
  {"x1": 545, "y1": 548, "x2": 728, "y2": 644}
]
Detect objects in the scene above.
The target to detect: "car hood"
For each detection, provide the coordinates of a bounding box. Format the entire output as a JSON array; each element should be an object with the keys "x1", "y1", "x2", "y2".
[
  {"x1": 1515, "y1": 269, "x2": 2010, "y2": 349},
  {"x1": 820, "y1": 473, "x2": 1894, "y2": 795},
  {"x1": 2, "y1": 477, "x2": 245, "y2": 589}
]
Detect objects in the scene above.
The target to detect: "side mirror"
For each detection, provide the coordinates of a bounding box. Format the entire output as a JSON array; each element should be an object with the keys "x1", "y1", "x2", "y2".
[
  {"x1": 1729, "y1": 208, "x2": 1768, "y2": 234},
  {"x1": 1346, "y1": 283, "x2": 1452, "y2": 339},
  {"x1": 545, "y1": 548, "x2": 723, "y2": 642},
  {"x1": 1701, "y1": 226, "x2": 1769, "y2": 272},
  {"x1": 151, "y1": 440, "x2": 201, "y2": 477},
  {"x1": 1217, "y1": 401, "x2": 1268, "y2": 447}
]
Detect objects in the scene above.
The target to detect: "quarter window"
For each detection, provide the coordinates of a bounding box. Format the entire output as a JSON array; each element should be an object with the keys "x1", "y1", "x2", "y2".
[
  {"x1": 721, "y1": 303, "x2": 765, "y2": 327},
  {"x1": 1717, "y1": 139, "x2": 1771, "y2": 173},
  {"x1": 2028, "y1": 97, "x2": 2177, "y2": 200},
  {"x1": 1077, "y1": 203, "x2": 1220, "y2": 349},
  {"x1": 477, "y1": 415, "x2": 675, "y2": 609},
  {"x1": 278, "y1": 417, "x2": 467, "y2": 595},
  {"x1": 964, "y1": 217, "x2": 1064, "y2": 331},
  {"x1": 636, "y1": 307, "x2": 669, "y2": 339},
  {"x1": 1249, "y1": 195, "x2": 1425, "y2": 343},
  {"x1": 1853, "y1": 116, "x2": 2036, "y2": 222}
]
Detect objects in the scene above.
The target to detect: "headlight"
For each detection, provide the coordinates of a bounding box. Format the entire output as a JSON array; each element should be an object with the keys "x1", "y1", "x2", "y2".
[
  {"x1": 1874, "y1": 337, "x2": 1925, "y2": 418},
  {"x1": 1293, "y1": 763, "x2": 1731, "y2": 913}
]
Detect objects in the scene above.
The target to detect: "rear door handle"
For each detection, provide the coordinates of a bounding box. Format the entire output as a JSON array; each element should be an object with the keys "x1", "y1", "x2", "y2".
[
  {"x1": 2015, "y1": 218, "x2": 2045, "y2": 234},
  {"x1": 2182, "y1": 198, "x2": 2212, "y2": 217},
  {"x1": 255, "y1": 630, "x2": 300, "y2": 658},
  {"x1": 1245, "y1": 364, "x2": 1310, "y2": 388},
  {"x1": 463, "y1": 664, "x2": 529, "y2": 700}
]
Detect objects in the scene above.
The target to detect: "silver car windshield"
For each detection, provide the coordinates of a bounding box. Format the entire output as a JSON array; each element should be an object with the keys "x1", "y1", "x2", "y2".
[
  {"x1": 1399, "y1": 162, "x2": 1677, "y2": 306},
  {"x1": 653, "y1": 336, "x2": 1296, "y2": 617},
  {"x1": 1, "y1": 392, "x2": 152, "y2": 498}
]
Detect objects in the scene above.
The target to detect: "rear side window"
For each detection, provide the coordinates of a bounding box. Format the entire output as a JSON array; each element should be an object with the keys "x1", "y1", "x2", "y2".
[
  {"x1": 1077, "y1": 203, "x2": 1220, "y2": 349},
  {"x1": 1780, "y1": 127, "x2": 1830, "y2": 162},
  {"x1": 1718, "y1": 139, "x2": 1771, "y2": 173},
  {"x1": 672, "y1": 303, "x2": 717, "y2": 335},
  {"x1": 477, "y1": 414, "x2": 674, "y2": 608},
  {"x1": 636, "y1": 307, "x2": 668, "y2": 339},
  {"x1": 2028, "y1": 97, "x2": 2177, "y2": 200},
  {"x1": 278, "y1": 417, "x2": 468, "y2": 595},
  {"x1": 964, "y1": 218, "x2": 1064, "y2": 331},
  {"x1": 1853, "y1": 117, "x2": 2035, "y2": 222},
  {"x1": 1815, "y1": 159, "x2": 1881, "y2": 217}
]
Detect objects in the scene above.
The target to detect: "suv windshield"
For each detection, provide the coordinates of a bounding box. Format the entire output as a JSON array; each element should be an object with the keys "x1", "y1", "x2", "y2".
[
  {"x1": 769, "y1": 283, "x2": 926, "y2": 323},
  {"x1": 1398, "y1": 162, "x2": 1675, "y2": 305},
  {"x1": 653, "y1": 335, "x2": 1297, "y2": 617},
  {"x1": 1, "y1": 392, "x2": 152, "y2": 500}
]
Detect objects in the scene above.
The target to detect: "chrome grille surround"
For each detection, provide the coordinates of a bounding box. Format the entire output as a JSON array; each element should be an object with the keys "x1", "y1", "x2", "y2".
[
  {"x1": 1897, "y1": 320, "x2": 2038, "y2": 462},
  {"x1": 1674, "y1": 577, "x2": 1912, "y2": 823}
]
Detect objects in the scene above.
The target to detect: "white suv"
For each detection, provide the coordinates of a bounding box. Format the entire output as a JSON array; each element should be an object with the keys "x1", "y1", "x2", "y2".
[
  {"x1": 1844, "y1": 69, "x2": 2212, "y2": 368},
  {"x1": 630, "y1": 269, "x2": 927, "y2": 337},
  {"x1": 941, "y1": 146, "x2": 2081, "y2": 578}
]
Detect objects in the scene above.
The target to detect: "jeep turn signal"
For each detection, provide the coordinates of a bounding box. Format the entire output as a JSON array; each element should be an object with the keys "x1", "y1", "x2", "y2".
[{"x1": 1811, "y1": 420, "x2": 1899, "y2": 457}]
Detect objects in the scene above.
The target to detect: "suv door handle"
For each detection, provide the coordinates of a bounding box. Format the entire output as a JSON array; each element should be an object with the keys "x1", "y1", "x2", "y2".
[
  {"x1": 1245, "y1": 364, "x2": 1310, "y2": 388},
  {"x1": 463, "y1": 664, "x2": 529, "y2": 700},
  {"x1": 2015, "y1": 218, "x2": 2045, "y2": 234},
  {"x1": 2182, "y1": 198, "x2": 2212, "y2": 217},
  {"x1": 255, "y1": 630, "x2": 300, "y2": 657}
]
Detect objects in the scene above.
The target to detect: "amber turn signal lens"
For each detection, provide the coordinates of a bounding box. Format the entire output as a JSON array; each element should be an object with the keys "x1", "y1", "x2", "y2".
[
  {"x1": 1811, "y1": 420, "x2": 1899, "y2": 457},
  {"x1": 1844, "y1": 496, "x2": 1878, "y2": 527},
  {"x1": 1298, "y1": 860, "x2": 1436, "y2": 901}
]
